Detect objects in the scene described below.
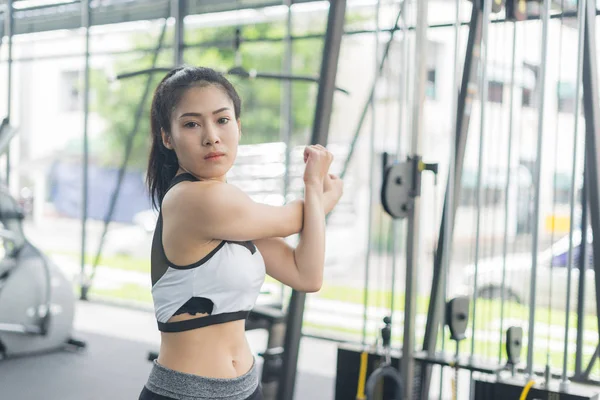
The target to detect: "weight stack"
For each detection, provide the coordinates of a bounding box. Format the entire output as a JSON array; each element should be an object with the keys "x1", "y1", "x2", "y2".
[
  {"x1": 335, "y1": 343, "x2": 406, "y2": 400},
  {"x1": 474, "y1": 376, "x2": 600, "y2": 400}
]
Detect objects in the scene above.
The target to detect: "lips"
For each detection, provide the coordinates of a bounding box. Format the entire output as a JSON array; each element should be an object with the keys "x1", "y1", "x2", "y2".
[{"x1": 204, "y1": 152, "x2": 225, "y2": 160}]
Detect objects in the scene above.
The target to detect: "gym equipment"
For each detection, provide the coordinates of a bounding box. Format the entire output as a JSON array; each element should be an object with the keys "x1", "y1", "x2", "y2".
[
  {"x1": 0, "y1": 118, "x2": 85, "y2": 358},
  {"x1": 444, "y1": 296, "x2": 469, "y2": 400},
  {"x1": 471, "y1": 0, "x2": 505, "y2": 14},
  {"x1": 245, "y1": 305, "x2": 287, "y2": 399},
  {"x1": 505, "y1": 0, "x2": 528, "y2": 21},
  {"x1": 364, "y1": 317, "x2": 403, "y2": 400},
  {"x1": 473, "y1": 377, "x2": 600, "y2": 400},
  {"x1": 381, "y1": 155, "x2": 438, "y2": 220},
  {"x1": 505, "y1": 326, "x2": 523, "y2": 373},
  {"x1": 335, "y1": 317, "x2": 403, "y2": 400},
  {"x1": 445, "y1": 297, "x2": 469, "y2": 343}
]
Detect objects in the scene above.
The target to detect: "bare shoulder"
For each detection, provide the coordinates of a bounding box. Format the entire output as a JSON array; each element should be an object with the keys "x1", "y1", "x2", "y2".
[
  {"x1": 161, "y1": 179, "x2": 248, "y2": 222},
  {"x1": 162, "y1": 179, "x2": 219, "y2": 210},
  {"x1": 160, "y1": 177, "x2": 299, "y2": 242}
]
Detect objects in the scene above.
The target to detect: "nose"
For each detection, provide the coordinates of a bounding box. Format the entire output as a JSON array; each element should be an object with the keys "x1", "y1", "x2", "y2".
[{"x1": 202, "y1": 124, "x2": 220, "y2": 146}]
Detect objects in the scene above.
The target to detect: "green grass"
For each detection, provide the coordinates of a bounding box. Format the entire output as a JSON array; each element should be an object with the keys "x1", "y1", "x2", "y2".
[
  {"x1": 305, "y1": 321, "x2": 584, "y2": 374},
  {"x1": 50, "y1": 250, "x2": 150, "y2": 273},
  {"x1": 313, "y1": 284, "x2": 598, "y2": 336},
  {"x1": 74, "y1": 262, "x2": 600, "y2": 375},
  {"x1": 89, "y1": 283, "x2": 153, "y2": 303},
  {"x1": 85, "y1": 280, "x2": 599, "y2": 374},
  {"x1": 315, "y1": 284, "x2": 431, "y2": 314},
  {"x1": 84, "y1": 277, "x2": 598, "y2": 338}
]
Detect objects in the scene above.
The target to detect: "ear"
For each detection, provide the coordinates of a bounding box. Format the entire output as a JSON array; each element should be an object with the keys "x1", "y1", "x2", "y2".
[
  {"x1": 161, "y1": 128, "x2": 173, "y2": 150},
  {"x1": 237, "y1": 119, "x2": 242, "y2": 138}
]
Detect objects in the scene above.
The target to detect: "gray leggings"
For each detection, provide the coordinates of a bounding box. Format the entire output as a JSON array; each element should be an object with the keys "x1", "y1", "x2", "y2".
[{"x1": 139, "y1": 360, "x2": 262, "y2": 400}]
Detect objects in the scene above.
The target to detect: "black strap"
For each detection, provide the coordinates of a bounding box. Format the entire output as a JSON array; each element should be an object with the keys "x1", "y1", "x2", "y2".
[
  {"x1": 158, "y1": 311, "x2": 250, "y2": 332},
  {"x1": 167, "y1": 173, "x2": 198, "y2": 192}
]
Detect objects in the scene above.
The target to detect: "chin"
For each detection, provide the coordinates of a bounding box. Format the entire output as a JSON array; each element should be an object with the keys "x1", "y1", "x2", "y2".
[{"x1": 198, "y1": 167, "x2": 231, "y2": 181}]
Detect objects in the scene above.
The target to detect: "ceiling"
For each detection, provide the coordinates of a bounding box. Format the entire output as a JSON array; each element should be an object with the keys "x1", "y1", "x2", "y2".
[
  {"x1": 0, "y1": 0, "x2": 317, "y2": 36},
  {"x1": 0, "y1": 0, "x2": 596, "y2": 38}
]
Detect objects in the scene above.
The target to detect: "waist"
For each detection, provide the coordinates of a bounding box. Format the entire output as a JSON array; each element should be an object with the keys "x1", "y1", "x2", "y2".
[
  {"x1": 158, "y1": 319, "x2": 254, "y2": 378},
  {"x1": 146, "y1": 358, "x2": 260, "y2": 400}
]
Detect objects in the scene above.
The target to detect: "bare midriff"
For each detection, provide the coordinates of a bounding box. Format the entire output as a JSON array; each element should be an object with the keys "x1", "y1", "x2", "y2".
[{"x1": 157, "y1": 315, "x2": 253, "y2": 378}]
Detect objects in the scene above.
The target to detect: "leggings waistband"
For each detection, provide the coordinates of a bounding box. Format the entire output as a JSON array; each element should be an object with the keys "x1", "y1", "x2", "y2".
[{"x1": 145, "y1": 359, "x2": 259, "y2": 400}]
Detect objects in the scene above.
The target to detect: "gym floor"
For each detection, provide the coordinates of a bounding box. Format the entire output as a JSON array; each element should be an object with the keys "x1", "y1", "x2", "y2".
[{"x1": 0, "y1": 301, "x2": 337, "y2": 400}]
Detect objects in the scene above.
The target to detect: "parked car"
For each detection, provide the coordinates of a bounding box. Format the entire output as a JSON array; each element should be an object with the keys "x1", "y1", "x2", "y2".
[{"x1": 461, "y1": 230, "x2": 597, "y2": 315}]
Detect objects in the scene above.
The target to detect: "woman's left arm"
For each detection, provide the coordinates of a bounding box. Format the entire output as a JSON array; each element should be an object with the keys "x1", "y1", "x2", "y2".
[{"x1": 254, "y1": 237, "x2": 318, "y2": 292}]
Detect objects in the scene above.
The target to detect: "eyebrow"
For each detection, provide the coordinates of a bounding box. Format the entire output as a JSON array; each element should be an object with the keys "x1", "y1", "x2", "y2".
[{"x1": 178, "y1": 108, "x2": 231, "y2": 119}]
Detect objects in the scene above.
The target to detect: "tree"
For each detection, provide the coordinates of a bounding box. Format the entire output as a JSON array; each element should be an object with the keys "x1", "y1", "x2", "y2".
[{"x1": 90, "y1": 21, "x2": 324, "y2": 171}]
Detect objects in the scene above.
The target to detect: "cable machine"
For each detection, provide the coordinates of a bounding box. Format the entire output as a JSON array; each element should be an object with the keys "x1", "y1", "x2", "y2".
[{"x1": 335, "y1": 0, "x2": 600, "y2": 399}]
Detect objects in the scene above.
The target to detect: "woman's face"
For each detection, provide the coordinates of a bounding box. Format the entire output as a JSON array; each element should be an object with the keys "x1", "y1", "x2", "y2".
[{"x1": 162, "y1": 84, "x2": 240, "y2": 182}]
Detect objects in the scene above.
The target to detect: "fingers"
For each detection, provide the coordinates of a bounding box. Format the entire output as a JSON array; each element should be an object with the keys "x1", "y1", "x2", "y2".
[{"x1": 305, "y1": 145, "x2": 333, "y2": 162}]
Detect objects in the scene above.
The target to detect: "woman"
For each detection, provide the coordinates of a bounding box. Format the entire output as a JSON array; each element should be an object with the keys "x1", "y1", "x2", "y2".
[{"x1": 139, "y1": 66, "x2": 344, "y2": 400}]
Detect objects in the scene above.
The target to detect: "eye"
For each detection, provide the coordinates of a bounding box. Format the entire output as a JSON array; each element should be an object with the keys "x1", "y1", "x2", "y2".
[
  {"x1": 218, "y1": 117, "x2": 230, "y2": 125},
  {"x1": 184, "y1": 121, "x2": 199, "y2": 128}
]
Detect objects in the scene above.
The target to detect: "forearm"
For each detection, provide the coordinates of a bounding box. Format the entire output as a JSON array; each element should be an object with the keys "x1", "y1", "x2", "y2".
[
  {"x1": 323, "y1": 190, "x2": 337, "y2": 214},
  {"x1": 280, "y1": 193, "x2": 333, "y2": 238},
  {"x1": 279, "y1": 199, "x2": 305, "y2": 237},
  {"x1": 293, "y1": 183, "x2": 325, "y2": 291}
]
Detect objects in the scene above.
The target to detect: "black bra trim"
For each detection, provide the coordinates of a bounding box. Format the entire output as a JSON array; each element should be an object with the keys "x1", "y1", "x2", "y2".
[
  {"x1": 167, "y1": 240, "x2": 227, "y2": 270},
  {"x1": 158, "y1": 311, "x2": 250, "y2": 332},
  {"x1": 172, "y1": 296, "x2": 214, "y2": 316},
  {"x1": 161, "y1": 173, "x2": 257, "y2": 269},
  {"x1": 228, "y1": 240, "x2": 257, "y2": 255}
]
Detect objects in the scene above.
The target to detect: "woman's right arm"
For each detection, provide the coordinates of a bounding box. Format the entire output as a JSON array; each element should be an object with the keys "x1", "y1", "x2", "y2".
[
  {"x1": 166, "y1": 172, "x2": 342, "y2": 242},
  {"x1": 166, "y1": 182, "x2": 305, "y2": 241}
]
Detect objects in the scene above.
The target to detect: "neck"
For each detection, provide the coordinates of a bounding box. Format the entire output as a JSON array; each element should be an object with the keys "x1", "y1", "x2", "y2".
[{"x1": 177, "y1": 166, "x2": 227, "y2": 183}]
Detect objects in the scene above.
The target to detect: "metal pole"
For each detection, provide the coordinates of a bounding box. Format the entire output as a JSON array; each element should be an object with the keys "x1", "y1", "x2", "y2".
[
  {"x1": 470, "y1": 0, "x2": 492, "y2": 362},
  {"x1": 439, "y1": 0, "x2": 461, "y2": 395},
  {"x1": 80, "y1": 0, "x2": 91, "y2": 300},
  {"x1": 402, "y1": 0, "x2": 428, "y2": 398},
  {"x1": 560, "y1": 0, "x2": 586, "y2": 390},
  {"x1": 499, "y1": 20, "x2": 518, "y2": 364},
  {"x1": 583, "y1": 344, "x2": 600, "y2": 379},
  {"x1": 280, "y1": 0, "x2": 293, "y2": 307},
  {"x1": 526, "y1": 0, "x2": 551, "y2": 378},
  {"x1": 172, "y1": 0, "x2": 184, "y2": 66},
  {"x1": 419, "y1": 7, "x2": 483, "y2": 398},
  {"x1": 581, "y1": 0, "x2": 600, "y2": 362},
  {"x1": 5, "y1": 0, "x2": 12, "y2": 185},
  {"x1": 390, "y1": 0, "x2": 410, "y2": 329},
  {"x1": 276, "y1": 1, "x2": 346, "y2": 399},
  {"x1": 361, "y1": 0, "x2": 381, "y2": 346},
  {"x1": 574, "y1": 163, "x2": 588, "y2": 378}
]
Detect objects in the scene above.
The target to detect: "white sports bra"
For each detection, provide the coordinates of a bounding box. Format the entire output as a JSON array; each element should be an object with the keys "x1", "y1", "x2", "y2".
[{"x1": 150, "y1": 173, "x2": 266, "y2": 333}]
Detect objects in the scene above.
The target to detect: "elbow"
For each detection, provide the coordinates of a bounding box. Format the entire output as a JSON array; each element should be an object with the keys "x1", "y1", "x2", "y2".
[{"x1": 301, "y1": 276, "x2": 323, "y2": 293}]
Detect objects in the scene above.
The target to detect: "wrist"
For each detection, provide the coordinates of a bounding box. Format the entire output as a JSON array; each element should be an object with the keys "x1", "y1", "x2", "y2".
[
  {"x1": 304, "y1": 179, "x2": 323, "y2": 190},
  {"x1": 323, "y1": 191, "x2": 334, "y2": 213}
]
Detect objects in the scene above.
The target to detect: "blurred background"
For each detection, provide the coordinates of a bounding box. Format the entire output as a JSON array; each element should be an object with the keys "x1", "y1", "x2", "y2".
[{"x1": 0, "y1": 0, "x2": 598, "y2": 399}]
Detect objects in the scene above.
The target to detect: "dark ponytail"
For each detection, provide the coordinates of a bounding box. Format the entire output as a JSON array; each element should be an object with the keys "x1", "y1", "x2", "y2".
[{"x1": 147, "y1": 66, "x2": 242, "y2": 210}]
